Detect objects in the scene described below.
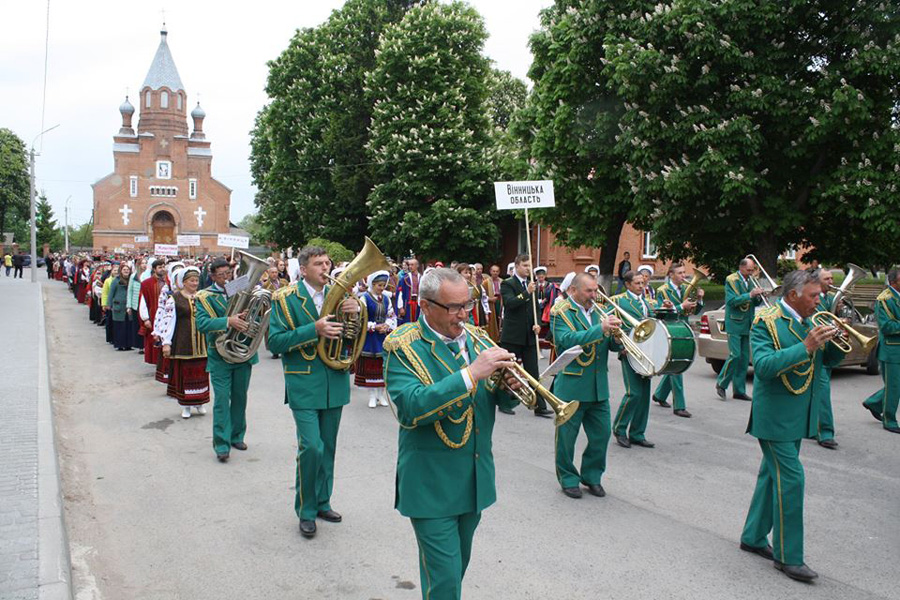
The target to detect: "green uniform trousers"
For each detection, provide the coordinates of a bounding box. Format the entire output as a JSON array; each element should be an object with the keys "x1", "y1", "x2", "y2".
[
  {"x1": 410, "y1": 512, "x2": 481, "y2": 600},
  {"x1": 741, "y1": 439, "x2": 805, "y2": 565},
  {"x1": 654, "y1": 373, "x2": 686, "y2": 411},
  {"x1": 816, "y1": 366, "x2": 835, "y2": 442},
  {"x1": 555, "y1": 400, "x2": 610, "y2": 488},
  {"x1": 614, "y1": 360, "x2": 650, "y2": 442},
  {"x1": 717, "y1": 332, "x2": 750, "y2": 395},
  {"x1": 863, "y1": 361, "x2": 900, "y2": 429},
  {"x1": 292, "y1": 407, "x2": 343, "y2": 521},
  {"x1": 210, "y1": 362, "x2": 252, "y2": 455}
]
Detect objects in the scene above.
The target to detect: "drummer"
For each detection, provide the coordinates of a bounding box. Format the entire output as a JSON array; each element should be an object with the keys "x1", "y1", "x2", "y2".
[
  {"x1": 611, "y1": 271, "x2": 657, "y2": 449},
  {"x1": 652, "y1": 262, "x2": 704, "y2": 418}
]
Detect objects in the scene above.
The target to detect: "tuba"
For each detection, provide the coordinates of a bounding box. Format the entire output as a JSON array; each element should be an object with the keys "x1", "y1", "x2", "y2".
[
  {"x1": 830, "y1": 263, "x2": 867, "y2": 320},
  {"x1": 317, "y1": 237, "x2": 391, "y2": 371},
  {"x1": 216, "y1": 251, "x2": 272, "y2": 364},
  {"x1": 681, "y1": 269, "x2": 708, "y2": 314}
]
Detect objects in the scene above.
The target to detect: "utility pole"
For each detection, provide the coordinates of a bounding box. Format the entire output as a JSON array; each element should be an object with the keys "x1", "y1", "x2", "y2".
[
  {"x1": 64, "y1": 195, "x2": 71, "y2": 253},
  {"x1": 29, "y1": 124, "x2": 59, "y2": 282}
]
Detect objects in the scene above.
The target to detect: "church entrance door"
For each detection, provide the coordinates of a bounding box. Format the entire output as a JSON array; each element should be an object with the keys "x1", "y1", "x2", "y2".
[{"x1": 152, "y1": 210, "x2": 176, "y2": 245}]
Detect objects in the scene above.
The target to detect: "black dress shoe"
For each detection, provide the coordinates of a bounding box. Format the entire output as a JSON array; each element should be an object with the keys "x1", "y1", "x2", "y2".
[
  {"x1": 674, "y1": 409, "x2": 692, "y2": 418},
  {"x1": 774, "y1": 562, "x2": 818, "y2": 582},
  {"x1": 498, "y1": 407, "x2": 516, "y2": 415},
  {"x1": 817, "y1": 439, "x2": 838, "y2": 450},
  {"x1": 534, "y1": 408, "x2": 554, "y2": 418},
  {"x1": 862, "y1": 401, "x2": 882, "y2": 422},
  {"x1": 231, "y1": 442, "x2": 248, "y2": 451},
  {"x1": 733, "y1": 392, "x2": 752, "y2": 401},
  {"x1": 317, "y1": 509, "x2": 342, "y2": 523},
  {"x1": 630, "y1": 439, "x2": 655, "y2": 448},
  {"x1": 615, "y1": 434, "x2": 631, "y2": 448},
  {"x1": 653, "y1": 396, "x2": 671, "y2": 408},
  {"x1": 886, "y1": 426, "x2": 900, "y2": 434},
  {"x1": 562, "y1": 486, "x2": 583, "y2": 499},
  {"x1": 216, "y1": 452, "x2": 230, "y2": 463},
  {"x1": 299, "y1": 520, "x2": 317, "y2": 538},
  {"x1": 583, "y1": 483, "x2": 606, "y2": 497},
  {"x1": 715, "y1": 385, "x2": 726, "y2": 400},
  {"x1": 740, "y1": 542, "x2": 774, "y2": 560}
]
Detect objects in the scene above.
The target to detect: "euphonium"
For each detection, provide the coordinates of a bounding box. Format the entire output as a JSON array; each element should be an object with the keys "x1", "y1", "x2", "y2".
[
  {"x1": 317, "y1": 237, "x2": 391, "y2": 371},
  {"x1": 810, "y1": 311, "x2": 877, "y2": 354},
  {"x1": 216, "y1": 251, "x2": 272, "y2": 364},
  {"x1": 468, "y1": 326, "x2": 579, "y2": 426}
]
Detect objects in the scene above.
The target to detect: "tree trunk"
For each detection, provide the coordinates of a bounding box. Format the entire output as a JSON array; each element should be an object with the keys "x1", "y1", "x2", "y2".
[
  {"x1": 753, "y1": 234, "x2": 780, "y2": 282},
  {"x1": 595, "y1": 211, "x2": 628, "y2": 293}
]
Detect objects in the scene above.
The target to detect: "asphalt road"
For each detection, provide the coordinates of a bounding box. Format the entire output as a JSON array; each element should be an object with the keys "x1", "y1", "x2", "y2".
[{"x1": 42, "y1": 281, "x2": 899, "y2": 600}]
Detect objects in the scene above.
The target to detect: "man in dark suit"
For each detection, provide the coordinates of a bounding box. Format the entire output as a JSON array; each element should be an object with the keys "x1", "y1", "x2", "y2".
[{"x1": 500, "y1": 253, "x2": 553, "y2": 418}]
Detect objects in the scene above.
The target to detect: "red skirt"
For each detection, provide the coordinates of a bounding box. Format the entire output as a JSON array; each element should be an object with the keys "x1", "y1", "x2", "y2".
[
  {"x1": 353, "y1": 355, "x2": 385, "y2": 388},
  {"x1": 156, "y1": 354, "x2": 170, "y2": 383},
  {"x1": 144, "y1": 336, "x2": 159, "y2": 365},
  {"x1": 167, "y1": 358, "x2": 210, "y2": 405}
]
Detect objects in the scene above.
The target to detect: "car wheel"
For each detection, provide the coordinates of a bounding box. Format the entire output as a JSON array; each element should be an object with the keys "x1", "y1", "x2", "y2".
[
  {"x1": 709, "y1": 359, "x2": 725, "y2": 374},
  {"x1": 865, "y1": 345, "x2": 880, "y2": 375}
]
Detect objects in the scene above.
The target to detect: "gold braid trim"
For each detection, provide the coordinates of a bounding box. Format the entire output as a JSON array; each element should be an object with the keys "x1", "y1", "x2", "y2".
[
  {"x1": 877, "y1": 289, "x2": 897, "y2": 320},
  {"x1": 758, "y1": 308, "x2": 814, "y2": 395},
  {"x1": 434, "y1": 407, "x2": 474, "y2": 449},
  {"x1": 384, "y1": 322, "x2": 423, "y2": 351},
  {"x1": 550, "y1": 298, "x2": 572, "y2": 317}
]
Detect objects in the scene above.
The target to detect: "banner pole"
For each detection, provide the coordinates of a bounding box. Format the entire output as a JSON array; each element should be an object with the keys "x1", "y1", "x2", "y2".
[{"x1": 524, "y1": 208, "x2": 542, "y2": 351}]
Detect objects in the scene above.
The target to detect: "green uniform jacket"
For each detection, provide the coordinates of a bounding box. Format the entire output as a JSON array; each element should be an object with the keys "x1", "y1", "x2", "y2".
[
  {"x1": 656, "y1": 281, "x2": 704, "y2": 321},
  {"x1": 816, "y1": 291, "x2": 835, "y2": 314},
  {"x1": 724, "y1": 272, "x2": 763, "y2": 335},
  {"x1": 747, "y1": 303, "x2": 844, "y2": 441},
  {"x1": 384, "y1": 321, "x2": 516, "y2": 519},
  {"x1": 195, "y1": 286, "x2": 260, "y2": 370},
  {"x1": 267, "y1": 281, "x2": 350, "y2": 410},
  {"x1": 610, "y1": 291, "x2": 652, "y2": 332},
  {"x1": 874, "y1": 288, "x2": 900, "y2": 363},
  {"x1": 550, "y1": 299, "x2": 620, "y2": 402}
]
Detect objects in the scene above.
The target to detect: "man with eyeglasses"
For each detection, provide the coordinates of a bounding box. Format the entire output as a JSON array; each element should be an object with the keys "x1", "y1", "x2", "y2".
[
  {"x1": 195, "y1": 258, "x2": 259, "y2": 463},
  {"x1": 499, "y1": 253, "x2": 554, "y2": 417},
  {"x1": 384, "y1": 267, "x2": 522, "y2": 600}
]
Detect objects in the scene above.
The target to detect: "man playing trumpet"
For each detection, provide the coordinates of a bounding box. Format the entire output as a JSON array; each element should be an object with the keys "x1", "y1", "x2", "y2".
[{"x1": 717, "y1": 257, "x2": 766, "y2": 401}]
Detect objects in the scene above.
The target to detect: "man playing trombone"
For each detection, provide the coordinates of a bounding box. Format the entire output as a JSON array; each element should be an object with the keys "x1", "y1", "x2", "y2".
[
  {"x1": 550, "y1": 273, "x2": 622, "y2": 499},
  {"x1": 716, "y1": 257, "x2": 765, "y2": 401}
]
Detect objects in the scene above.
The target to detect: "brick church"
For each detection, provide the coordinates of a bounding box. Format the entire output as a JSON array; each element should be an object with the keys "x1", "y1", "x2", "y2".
[{"x1": 92, "y1": 27, "x2": 233, "y2": 253}]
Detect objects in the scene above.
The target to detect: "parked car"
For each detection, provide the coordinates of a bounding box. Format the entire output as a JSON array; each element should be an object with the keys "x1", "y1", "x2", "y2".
[
  {"x1": 19, "y1": 255, "x2": 46, "y2": 267},
  {"x1": 697, "y1": 307, "x2": 879, "y2": 375}
]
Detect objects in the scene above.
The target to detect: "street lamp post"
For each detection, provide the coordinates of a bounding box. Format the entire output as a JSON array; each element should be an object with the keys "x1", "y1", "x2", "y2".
[
  {"x1": 64, "y1": 195, "x2": 72, "y2": 253},
  {"x1": 29, "y1": 124, "x2": 59, "y2": 282}
]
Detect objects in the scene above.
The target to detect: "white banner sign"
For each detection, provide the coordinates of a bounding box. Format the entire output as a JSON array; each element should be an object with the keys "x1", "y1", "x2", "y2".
[
  {"x1": 134, "y1": 235, "x2": 150, "y2": 243},
  {"x1": 493, "y1": 180, "x2": 555, "y2": 210},
  {"x1": 121, "y1": 243, "x2": 135, "y2": 249},
  {"x1": 154, "y1": 243, "x2": 179, "y2": 257},
  {"x1": 177, "y1": 234, "x2": 201, "y2": 247},
  {"x1": 113, "y1": 247, "x2": 125, "y2": 254},
  {"x1": 217, "y1": 233, "x2": 250, "y2": 249}
]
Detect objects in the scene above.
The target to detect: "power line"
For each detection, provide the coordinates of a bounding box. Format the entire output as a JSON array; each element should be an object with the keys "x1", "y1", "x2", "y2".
[{"x1": 39, "y1": 0, "x2": 51, "y2": 153}]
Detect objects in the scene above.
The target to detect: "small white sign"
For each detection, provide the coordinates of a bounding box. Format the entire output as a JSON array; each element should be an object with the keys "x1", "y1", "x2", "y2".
[
  {"x1": 224, "y1": 274, "x2": 251, "y2": 297},
  {"x1": 113, "y1": 247, "x2": 125, "y2": 254},
  {"x1": 177, "y1": 234, "x2": 201, "y2": 247},
  {"x1": 121, "y1": 243, "x2": 135, "y2": 249},
  {"x1": 217, "y1": 233, "x2": 250, "y2": 249},
  {"x1": 134, "y1": 235, "x2": 150, "y2": 243},
  {"x1": 154, "y1": 243, "x2": 179, "y2": 257},
  {"x1": 494, "y1": 180, "x2": 555, "y2": 210}
]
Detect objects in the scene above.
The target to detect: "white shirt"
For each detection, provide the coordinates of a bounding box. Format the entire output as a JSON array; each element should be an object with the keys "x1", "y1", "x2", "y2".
[
  {"x1": 780, "y1": 299, "x2": 804, "y2": 324},
  {"x1": 303, "y1": 278, "x2": 326, "y2": 315},
  {"x1": 667, "y1": 279, "x2": 683, "y2": 300},
  {"x1": 420, "y1": 314, "x2": 475, "y2": 391},
  {"x1": 626, "y1": 289, "x2": 649, "y2": 318},
  {"x1": 577, "y1": 301, "x2": 594, "y2": 325}
]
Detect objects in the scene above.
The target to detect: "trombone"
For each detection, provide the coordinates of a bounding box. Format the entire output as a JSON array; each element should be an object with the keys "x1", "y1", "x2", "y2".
[
  {"x1": 591, "y1": 293, "x2": 657, "y2": 376},
  {"x1": 745, "y1": 254, "x2": 781, "y2": 308},
  {"x1": 810, "y1": 311, "x2": 877, "y2": 354}
]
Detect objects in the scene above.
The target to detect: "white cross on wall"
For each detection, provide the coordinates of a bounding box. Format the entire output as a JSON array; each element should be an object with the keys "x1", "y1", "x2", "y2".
[
  {"x1": 194, "y1": 206, "x2": 207, "y2": 228},
  {"x1": 119, "y1": 204, "x2": 133, "y2": 225}
]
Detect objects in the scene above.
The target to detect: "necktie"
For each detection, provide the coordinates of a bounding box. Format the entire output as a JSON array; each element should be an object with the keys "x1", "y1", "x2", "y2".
[{"x1": 445, "y1": 341, "x2": 466, "y2": 366}]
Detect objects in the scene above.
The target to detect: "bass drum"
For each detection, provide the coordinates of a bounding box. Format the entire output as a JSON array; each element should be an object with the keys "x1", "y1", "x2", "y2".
[{"x1": 627, "y1": 319, "x2": 696, "y2": 376}]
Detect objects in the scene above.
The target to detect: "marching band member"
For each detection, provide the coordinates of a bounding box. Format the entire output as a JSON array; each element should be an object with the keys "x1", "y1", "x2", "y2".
[
  {"x1": 195, "y1": 258, "x2": 258, "y2": 462},
  {"x1": 814, "y1": 269, "x2": 839, "y2": 448},
  {"x1": 267, "y1": 245, "x2": 359, "y2": 538},
  {"x1": 862, "y1": 268, "x2": 900, "y2": 434},
  {"x1": 383, "y1": 267, "x2": 521, "y2": 600},
  {"x1": 716, "y1": 257, "x2": 765, "y2": 401},
  {"x1": 740, "y1": 270, "x2": 843, "y2": 582},
  {"x1": 637, "y1": 265, "x2": 656, "y2": 302},
  {"x1": 354, "y1": 270, "x2": 396, "y2": 408},
  {"x1": 611, "y1": 270, "x2": 656, "y2": 448},
  {"x1": 397, "y1": 257, "x2": 421, "y2": 324},
  {"x1": 584, "y1": 264, "x2": 600, "y2": 282},
  {"x1": 550, "y1": 273, "x2": 622, "y2": 499},
  {"x1": 653, "y1": 263, "x2": 704, "y2": 418}
]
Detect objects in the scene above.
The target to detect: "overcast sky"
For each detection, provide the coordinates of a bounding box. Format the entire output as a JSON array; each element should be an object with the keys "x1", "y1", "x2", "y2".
[{"x1": 1, "y1": 0, "x2": 551, "y2": 229}]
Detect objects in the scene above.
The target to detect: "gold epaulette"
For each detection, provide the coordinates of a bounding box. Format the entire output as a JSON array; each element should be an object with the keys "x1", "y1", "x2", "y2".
[
  {"x1": 609, "y1": 293, "x2": 626, "y2": 301},
  {"x1": 550, "y1": 298, "x2": 572, "y2": 316},
  {"x1": 656, "y1": 284, "x2": 668, "y2": 296},
  {"x1": 726, "y1": 273, "x2": 739, "y2": 282},
  {"x1": 195, "y1": 289, "x2": 212, "y2": 300},
  {"x1": 384, "y1": 322, "x2": 422, "y2": 352},
  {"x1": 272, "y1": 285, "x2": 294, "y2": 302},
  {"x1": 753, "y1": 304, "x2": 779, "y2": 325},
  {"x1": 877, "y1": 289, "x2": 892, "y2": 302}
]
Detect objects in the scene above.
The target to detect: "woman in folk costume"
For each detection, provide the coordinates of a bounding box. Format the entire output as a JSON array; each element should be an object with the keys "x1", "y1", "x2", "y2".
[
  {"x1": 482, "y1": 263, "x2": 503, "y2": 342},
  {"x1": 354, "y1": 270, "x2": 397, "y2": 408},
  {"x1": 152, "y1": 261, "x2": 185, "y2": 384},
  {"x1": 456, "y1": 263, "x2": 491, "y2": 327},
  {"x1": 160, "y1": 267, "x2": 210, "y2": 418},
  {"x1": 76, "y1": 260, "x2": 92, "y2": 304},
  {"x1": 108, "y1": 263, "x2": 134, "y2": 351},
  {"x1": 88, "y1": 263, "x2": 108, "y2": 324}
]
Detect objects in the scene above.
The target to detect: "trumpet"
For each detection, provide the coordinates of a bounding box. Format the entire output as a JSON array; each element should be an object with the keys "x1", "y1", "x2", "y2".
[
  {"x1": 810, "y1": 311, "x2": 877, "y2": 354},
  {"x1": 745, "y1": 254, "x2": 781, "y2": 308},
  {"x1": 468, "y1": 326, "x2": 579, "y2": 426}
]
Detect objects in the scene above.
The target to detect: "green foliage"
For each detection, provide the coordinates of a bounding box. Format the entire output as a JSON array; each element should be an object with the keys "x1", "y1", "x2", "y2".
[
  {"x1": 366, "y1": 1, "x2": 499, "y2": 261},
  {"x1": 0, "y1": 128, "x2": 30, "y2": 235},
  {"x1": 776, "y1": 259, "x2": 798, "y2": 279},
  {"x1": 35, "y1": 193, "x2": 61, "y2": 250},
  {"x1": 70, "y1": 221, "x2": 93, "y2": 249},
  {"x1": 306, "y1": 237, "x2": 354, "y2": 264},
  {"x1": 250, "y1": 0, "x2": 419, "y2": 251},
  {"x1": 236, "y1": 213, "x2": 268, "y2": 246}
]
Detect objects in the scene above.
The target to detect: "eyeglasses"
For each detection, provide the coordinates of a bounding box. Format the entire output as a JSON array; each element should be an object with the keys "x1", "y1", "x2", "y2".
[{"x1": 425, "y1": 298, "x2": 475, "y2": 314}]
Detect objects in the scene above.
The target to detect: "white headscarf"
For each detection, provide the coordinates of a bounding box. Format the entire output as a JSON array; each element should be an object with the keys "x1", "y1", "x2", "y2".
[
  {"x1": 174, "y1": 266, "x2": 201, "y2": 290},
  {"x1": 506, "y1": 262, "x2": 515, "y2": 276},
  {"x1": 584, "y1": 264, "x2": 599, "y2": 275},
  {"x1": 560, "y1": 271, "x2": 577, "y2": 294},
  {"x1": 366, "y1": 270, "x2": 390, "y2": 290},
  {"x1": 637, "y1": 265, "x2": 654, "y2": 278},
  {"x1": 287, "y1": 258, "x2": 301, "y2": 283}
]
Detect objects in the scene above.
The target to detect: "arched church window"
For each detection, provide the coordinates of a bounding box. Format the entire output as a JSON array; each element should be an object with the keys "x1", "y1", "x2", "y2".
[
  {"x1": 177, "y1": 94, "x2": 183, "y2": 110},
  {"x1": 161, "y1": 91, "x2": 168, "y2": 109},
  {"x1": 145, "y1": 91, "x2": 151, "y2": 108}
]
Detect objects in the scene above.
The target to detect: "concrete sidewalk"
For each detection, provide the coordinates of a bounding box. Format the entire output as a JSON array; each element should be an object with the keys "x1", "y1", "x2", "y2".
[{"x1": 0, "y1": 275, "x2": 72, "y2": 600}]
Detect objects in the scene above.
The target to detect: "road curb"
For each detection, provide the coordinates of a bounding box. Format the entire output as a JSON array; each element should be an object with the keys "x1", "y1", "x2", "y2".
[{"x1": 36, "y1": 282, "x2": 74, "y2": 600}]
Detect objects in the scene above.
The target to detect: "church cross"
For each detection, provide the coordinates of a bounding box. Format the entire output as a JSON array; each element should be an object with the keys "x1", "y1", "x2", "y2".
[
  {"x1": 159, "y1": 138, "x2": 169, "y2": 149},
  {"x1": 119, "y1": 204, "x2": 133, "y2": 226},
  {"x1": 194, "y1": 206, "x2": 207, "y2": 228}
]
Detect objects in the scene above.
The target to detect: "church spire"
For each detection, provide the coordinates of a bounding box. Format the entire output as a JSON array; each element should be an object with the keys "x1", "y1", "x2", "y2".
[{"x1": 142, "y1": 25, "x2": 184, "y2": 92}]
